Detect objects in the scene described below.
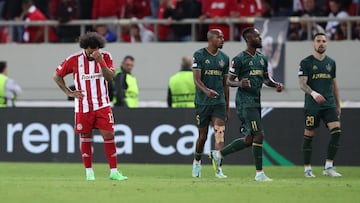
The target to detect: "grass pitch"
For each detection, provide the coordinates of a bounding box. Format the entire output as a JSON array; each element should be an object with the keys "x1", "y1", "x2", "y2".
[{"x1": 0, "y1": 162, "x2": 359, "y2": 203}]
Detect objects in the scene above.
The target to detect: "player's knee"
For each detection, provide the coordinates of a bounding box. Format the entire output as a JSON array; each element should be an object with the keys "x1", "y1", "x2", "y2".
[
  {"x1": 214, "y1": 125, "x2": 225, "y2": 144},
  {"x1": 243, "y1": 135, "x2": 253, "y2": 146},
  {"x1": 253, "y1": 134, "x2": 264, "y2": 144}
]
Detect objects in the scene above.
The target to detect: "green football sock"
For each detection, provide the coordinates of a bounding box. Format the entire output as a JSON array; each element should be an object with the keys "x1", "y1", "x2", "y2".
[
  {"x1": 252, "y1": 142, "x2": 263, "y2": 171},
  {"x1": 327, "y1": 127, "x2": 341, "y2": 160},
  {"x1": 302, "y1": 135, "x2": 313, "y2": 165},
  {"x1": 220, "y1": 137, "x2": 248, "y2": 156}
]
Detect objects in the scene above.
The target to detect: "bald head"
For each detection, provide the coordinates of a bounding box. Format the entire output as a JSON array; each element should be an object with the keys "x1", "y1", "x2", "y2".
[
  {"x1": 181, "y1": 56, "x2": 193, "y2": 69},
  {"x1": 207, "y1": 29, "x2": 222, "y2": 40}
]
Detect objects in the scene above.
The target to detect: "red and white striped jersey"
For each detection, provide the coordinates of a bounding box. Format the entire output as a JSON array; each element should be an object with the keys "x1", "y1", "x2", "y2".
[{"x1": 56, "y1": 50, "x2": 114, "y2": 113}]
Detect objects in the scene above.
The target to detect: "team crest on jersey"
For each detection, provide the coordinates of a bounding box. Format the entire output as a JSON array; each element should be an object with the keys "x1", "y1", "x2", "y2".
[
  {"x1": 260, "y1": 58, "x2": 264, "y2": 66},
  {"x1": 249, "y1": 61, "x2": 253, "y2": 66},
  {"x1": 205, "y1": 59, "x2": 210, "y2": 64},
  {"x1": 326, "y1": 64, "x2": 332, "y2": 72},
  {"x1": 219, "y1": 59, "x2": 225, "y2": 67},
  {"x1": 312, "y1": 65, "x2": 318, "y2": 70},
  {"x1": 77, "y1": 123, "x2": 83, "y2": 130}
]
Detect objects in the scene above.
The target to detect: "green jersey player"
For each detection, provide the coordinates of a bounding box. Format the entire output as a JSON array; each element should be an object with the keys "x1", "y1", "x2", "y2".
[
  {"x1": 192, "y1": 29, "x2": 230, "y2": 179},
  {"x1": 298, "y1": 33, "x2": 342, "y2": 178},
  {"x1": 209, "y1": 27, "x2": 283, "y2": 181}
]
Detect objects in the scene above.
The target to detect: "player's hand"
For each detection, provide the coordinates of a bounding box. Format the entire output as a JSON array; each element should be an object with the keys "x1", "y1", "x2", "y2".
[
  {"x1": 239, "y1": 78, "x2": 251, "y2": 88},
  {"x1": 310, "y1": 91, "x2": 326, "y2": 103},
  {"x1": 68, "y1": 89, "x2": 84, "y2": 99},
  {"x1": 90, "y1": 50, "x2": 103, "y2": 63},
  {"x1": 275, "y1": 83, "x2": 283, "y2": 92},
  {"x1": 206, "y1": 88, "x2": 219, "y2": 99}
]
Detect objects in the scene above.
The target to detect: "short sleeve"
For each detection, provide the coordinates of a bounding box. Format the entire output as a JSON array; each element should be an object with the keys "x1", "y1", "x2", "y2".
[
  {"x1": 192, "y1": 51, "x2": 201, "y2": 70},
  {"x1": 298, "y1": 60, "x2": 308, "y2": 77},
  {"x1": 56, "y1": 57, "x2": 75, "y2": 77}
]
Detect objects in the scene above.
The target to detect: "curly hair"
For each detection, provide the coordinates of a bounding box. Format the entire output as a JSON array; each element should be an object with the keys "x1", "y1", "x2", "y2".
[{"x1": 79, "y1": 32, "x2": 106, "y2": 49}]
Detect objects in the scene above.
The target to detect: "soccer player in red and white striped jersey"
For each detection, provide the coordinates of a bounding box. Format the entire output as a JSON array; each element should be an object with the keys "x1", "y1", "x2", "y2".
[{"x1": 53, "y1": 32, "x2": 128, "y2": 181}]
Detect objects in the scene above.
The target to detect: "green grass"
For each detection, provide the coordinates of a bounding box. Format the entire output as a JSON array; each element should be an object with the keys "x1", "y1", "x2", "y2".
[{"x1": 0, "y1": 163, "x2": 359, "y2": 203}]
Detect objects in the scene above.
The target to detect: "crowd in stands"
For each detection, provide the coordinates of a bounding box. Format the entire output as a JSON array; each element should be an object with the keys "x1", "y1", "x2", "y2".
[{"x1": 0, "y1": 0, "x2": 359, "y2": 43}]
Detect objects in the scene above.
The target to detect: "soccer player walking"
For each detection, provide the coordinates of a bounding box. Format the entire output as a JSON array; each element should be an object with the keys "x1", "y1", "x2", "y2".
[
  {"x1": 192, "y1": 29, "x2": 230, "y2": 178},
  {"x1": 53, "y1": 32, "x2": 128, "y2": 181},
  {"x1": 209, "y1": 27, "x2": 283, "y2": 181},
  {"x1": 298, "y1": 33, "x2": 342, "y2": 178}
]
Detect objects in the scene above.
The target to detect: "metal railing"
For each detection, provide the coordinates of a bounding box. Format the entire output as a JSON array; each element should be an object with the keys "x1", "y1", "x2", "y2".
[{"x1": 1, "y1": 16, "x2": 360, "y2": 42}]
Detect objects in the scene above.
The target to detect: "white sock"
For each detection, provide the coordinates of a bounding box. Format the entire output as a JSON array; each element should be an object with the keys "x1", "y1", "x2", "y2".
[
  {"x1": 325, "y1": 161, "x2": 333, "y2": 169},
  {"x1": 110, "y1": 168, "x2": 118, "y2": 174},
  {"x1": 86, "y1": 168, "x2": 94, "y2": 174},
  {"x1": 304, "y1": 166, "x2": 312, "y2": 172}
]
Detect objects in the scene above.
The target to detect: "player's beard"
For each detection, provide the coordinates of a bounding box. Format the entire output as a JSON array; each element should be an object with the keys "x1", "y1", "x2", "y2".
[{"x1": 315, "y1": 47, "x2": 326, "y2": 54}]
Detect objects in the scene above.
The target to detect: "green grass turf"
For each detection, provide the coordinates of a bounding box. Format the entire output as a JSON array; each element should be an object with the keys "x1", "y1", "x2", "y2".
[{"x1": 0, "y1": 162, "x2": 359, "y2": 203}]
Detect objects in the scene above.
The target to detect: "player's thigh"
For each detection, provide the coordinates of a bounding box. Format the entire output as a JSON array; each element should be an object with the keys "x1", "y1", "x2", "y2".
[
  {"x1": 75, "y1": 111, "x2": 95, "y2": 134},
  {"x1": 242, "y1": 107, "x2": 263, "y2": 136},
  {"x1": 94, "y1": 106, "x2": 115, "y2": 132},
  {"x1": 323, "y1": 108, "x2": 341, "y2": 129},
  {"x1": 304, "y1": 109, "x2": 321, "y2": 130},
  {"x1": 195, "y1": 104, "x2": 212, "y2": 128},
  {"x1": 211, "y1": 104, "x2": 226, "y2": 126}
]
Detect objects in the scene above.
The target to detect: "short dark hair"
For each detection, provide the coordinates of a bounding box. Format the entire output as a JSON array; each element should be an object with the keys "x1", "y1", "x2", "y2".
[
  {"x1": 313, "y1": 32, "x2": 326, "y2": 40},
  {"x1": 0, "y1": 61, "x2": 7, "y2": 73},
  {"x1": 79, "y1": 32, "x2": 106, "y2": 49},
  {"x1": 123, "y1": 55, "x2": 135, "y2": 62},
  {"x1": 242, "y1": 27, "x2": 255, "y2": 41}
]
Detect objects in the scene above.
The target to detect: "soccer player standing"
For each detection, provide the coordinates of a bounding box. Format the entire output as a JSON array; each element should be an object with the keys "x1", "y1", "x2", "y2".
[
  {"x1": 298, "y1": 33, "x2": 342, "y2": 178},
  {"x1": 192, "y1": 29, "x2": 230, "y2": 178},
  {"x1": 209, "y1": 27, "x2": 283, "y2": 181},
  {"x1": 53, "y1": 32, "x2": 128, "y2": 181}
]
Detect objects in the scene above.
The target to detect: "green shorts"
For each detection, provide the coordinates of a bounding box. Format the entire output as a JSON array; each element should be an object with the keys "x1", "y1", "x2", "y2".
[
  {"x1": 304, "y1": 108, "x2": 340, "y2": 130},
  {"x1": 237, "y1": 107, "x2": 264, "y2": 136},
  {"x1": 195, "y1": 104, "x2": 226, "y2": 127}
]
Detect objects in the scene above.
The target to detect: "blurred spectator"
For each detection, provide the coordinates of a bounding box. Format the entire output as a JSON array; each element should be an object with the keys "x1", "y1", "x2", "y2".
[
  {"x1": 157, "y1": 0, "x2": 174, "y2": 41},
  {"x1": 200, "y1": 0, "x2": 239, "y2": 41},
  {"x1": 150, "y1": 0, "x2": 160, "y2": 18},
  {"x1": 288, "y1": 14, "x2": 325, "y2": 40},
  {"x1": 271, "y1": 0, "x2": 293, "y2": 16},
  {"x1": 19, "y1": 0, "x2": 58, "y2": 43},
  {"x1": 0, "y1": 61, "x2": 22, "y2": 107},
  {"x1": 167, "y1": 56, "x2": 195, "y2": 108},
  {"x1": 79, "y1": 0, "x2": 93, "y2": 32},
  {"x1": 333, "y1": 21, "x2": 352, "y2": 40},
  {"x1": 33, "y1": 0, "x2": 49, "y2": 17},
  {"x1": 92, "y1": 0, "x2": 124, "y2": 32},
  {"x1": 3, "y1": 0, "x2": 24, "y2": 42},
  {"x1": 0, "y1": 26, "x2": 10, "y2": 43},
  {"x1": 304, "y1": 0, "x2": 327, "y2": 27},
  {"x1": 95, "y1": 24, "x2": 117, "y2": 42},
  {"x1": 0, "y1": 0, "x2": 5, "y2": 18},
  {"x1": 51, "y1": 0, "x2": 80, "y2": 42},
  {"x1": 237, "y1": 0, "x2": 265, "y2": 40},
  {"x1": 352, "y1": 20, "x2": 360, "y2": 40},
  {"x1": 325, "y1": 0, "x2": 349, "y2": 40},
  {"x1": 123, "y1": 0, "x2": 152, "y2": 19},
  {"x1": 130, "y1": 19, "x2": 155, "y2": 42},
  {"x1": 166, "y1": 0, "x2": 202, "y2": 42},
  {"x1": 348, "y1": 0, "x2": 360, "y2": 16}
]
